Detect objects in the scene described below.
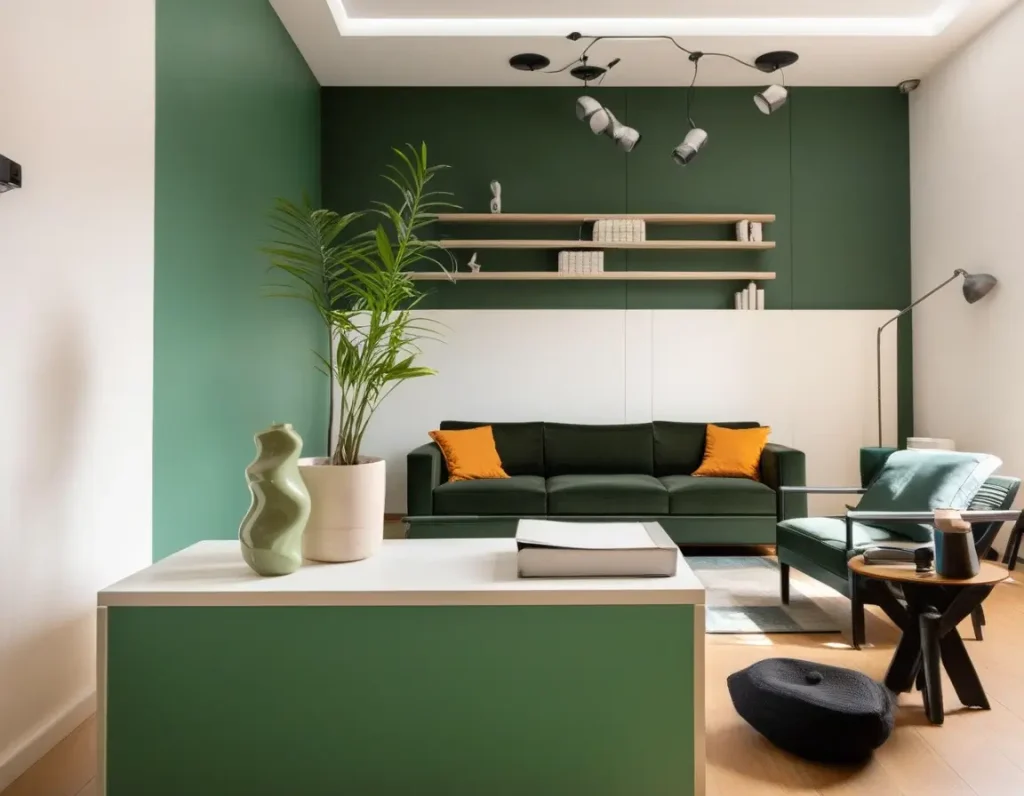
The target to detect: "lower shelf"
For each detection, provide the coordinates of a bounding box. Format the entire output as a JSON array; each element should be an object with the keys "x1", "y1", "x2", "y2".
[{"x1": 409, "y1": 271, "x2": 776, "y2": 281}]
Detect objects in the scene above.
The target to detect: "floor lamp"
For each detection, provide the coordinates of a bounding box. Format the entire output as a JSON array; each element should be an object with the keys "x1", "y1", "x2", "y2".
[{"x1": 876, "y1": 269, "x2": 997, "y2": 447}]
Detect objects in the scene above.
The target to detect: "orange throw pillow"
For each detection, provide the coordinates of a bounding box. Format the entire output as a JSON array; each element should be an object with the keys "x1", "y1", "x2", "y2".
[
  {"x1": 692, "y1": 425, "x2": 771, "y2": 481},
  {"x1": 429, "y1": 426, "x2": 510, "y2": 482}
]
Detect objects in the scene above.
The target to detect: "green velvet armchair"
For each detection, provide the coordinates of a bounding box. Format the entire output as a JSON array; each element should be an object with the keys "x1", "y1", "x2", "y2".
[{"x1": 775, "y1": 450, "x2": 1020, "y2": 649}]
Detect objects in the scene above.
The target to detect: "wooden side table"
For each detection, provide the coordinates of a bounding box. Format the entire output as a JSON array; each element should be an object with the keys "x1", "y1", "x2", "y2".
[{"x1": 848, "y1": 556, "x2": 1008, "y2": 725}]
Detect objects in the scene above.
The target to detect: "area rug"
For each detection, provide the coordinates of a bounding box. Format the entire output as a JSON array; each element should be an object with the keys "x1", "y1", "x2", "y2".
[{"x1": 685, "y1": 556, "x2": 842, "y2": 634}]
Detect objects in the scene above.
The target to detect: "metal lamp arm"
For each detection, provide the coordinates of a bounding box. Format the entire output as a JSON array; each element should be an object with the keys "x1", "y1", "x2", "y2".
[{"x1": 876, "y1": 269, "x2": 965, "y2": 447}]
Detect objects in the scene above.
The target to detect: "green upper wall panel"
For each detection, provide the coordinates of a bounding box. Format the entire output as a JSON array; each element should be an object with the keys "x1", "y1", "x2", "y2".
[
  {"x1": 321, "y1": 86, "x2": 910, "y2": 312},
  {"x1": 154, "y1": 0, "x2": 326, "y2": 560},
  {"x1": 790, "y1": 89, "x2": 911, "y2": 310}
]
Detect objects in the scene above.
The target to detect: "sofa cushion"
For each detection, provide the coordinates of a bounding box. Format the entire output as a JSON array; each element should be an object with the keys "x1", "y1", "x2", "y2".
[
  {"x1": 546, "y1": 474, "x2": 668, "y2": 515},
  {"x1": 653, "y1": 421, "x2": 759, "y2": 476},
  {"x1": 856, "y1": 450, "x2": 1003, "y2": 542},
  {"x1": 543, "y1": 423, "x2": 654, "y2": 476},
  {"x1": 439, "y1": 421, "x2": 544, "y2": 477},
  {"x1": 660, "y1": 475, "x2": 776, "y2": 515},
  {"x1": 777, "y1": 517, "x2": 915, "y2": 579},
  {"x1": 433, "y1": 476, "x2": 546, "y2": 516}
]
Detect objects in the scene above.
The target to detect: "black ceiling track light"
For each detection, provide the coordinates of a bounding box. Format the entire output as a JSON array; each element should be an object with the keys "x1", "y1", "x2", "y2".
[
  {"x1": 510, "y1": 32, "x2": 799, "y2": 167},
  {"x1": 508, "y1": 53, "x2": 551, "y2": 71},
  {"x1": 754, "y1": 51, "x2": 800, "y2": 73}
]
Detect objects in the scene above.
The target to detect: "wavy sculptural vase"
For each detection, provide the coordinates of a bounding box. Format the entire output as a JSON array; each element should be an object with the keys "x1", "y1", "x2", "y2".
[{"x1": 239, "y1": 423, "x2": 311, "y2": 576}]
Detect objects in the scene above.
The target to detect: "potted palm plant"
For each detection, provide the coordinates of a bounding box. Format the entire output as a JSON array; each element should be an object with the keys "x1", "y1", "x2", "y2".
[{"x1": 266, "y1": 143, "x2": 453, "y2": 562}]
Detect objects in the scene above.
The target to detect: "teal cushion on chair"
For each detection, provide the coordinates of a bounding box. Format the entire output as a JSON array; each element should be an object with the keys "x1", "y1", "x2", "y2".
[
  {"x1": 777, "y1": 517, "x2": 915, "y2": 578},
  {"x1": 856, "y1": 450, "x2": 1002, "y2": 542}
]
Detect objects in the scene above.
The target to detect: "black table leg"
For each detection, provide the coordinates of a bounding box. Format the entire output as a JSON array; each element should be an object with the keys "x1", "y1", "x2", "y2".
[
  {"x1": 920, "y1": 610, "x2": 944, "y2": 724},
  {"x1": 884, "y1": 630, "x2": 922, "y2": 694},
  {"x1": 940, "y1": 629, "x2": 990, "y2": 709}
]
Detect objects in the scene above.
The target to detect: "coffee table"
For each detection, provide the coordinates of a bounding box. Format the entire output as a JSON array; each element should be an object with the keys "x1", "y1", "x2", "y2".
[{"x1": 848, "y1": 555, "x2": 1008, "y2": 724}]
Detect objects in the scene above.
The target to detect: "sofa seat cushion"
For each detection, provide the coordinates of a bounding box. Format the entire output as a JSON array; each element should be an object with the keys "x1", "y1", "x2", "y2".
[
  {"x1": 433, "y1": 476, "x2": 546, "y2": 516},
  {"x1": 777, "y1": 517, "x2": 916, "y2": 579},
  {"x1": 546, "y1": 474, "x2": 668, "y2": 515},
  {"x1": 660, "y1": 475, "x2": 776, "y2": 516}
]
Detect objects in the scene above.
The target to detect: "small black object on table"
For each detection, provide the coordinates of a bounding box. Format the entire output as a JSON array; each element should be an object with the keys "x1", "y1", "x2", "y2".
[{"x1": 848, "y1": 555, "x2": 1008, "y2": 725}]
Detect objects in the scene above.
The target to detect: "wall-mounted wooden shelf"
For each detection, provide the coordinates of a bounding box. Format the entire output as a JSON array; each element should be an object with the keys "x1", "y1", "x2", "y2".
[
  {"x1": 435, "y1": 240, "x2": 775, "y2": 251},
  {"x1": 436, "y1": 213, "x2": 776, "y2": 224},
  {"x1": 409, "y1": 271, "x2": 776, "y2": 282}
]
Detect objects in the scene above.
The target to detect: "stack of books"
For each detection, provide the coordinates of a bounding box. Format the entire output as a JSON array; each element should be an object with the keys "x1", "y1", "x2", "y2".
[
  {"x1": 593, "y1": 219, "x2": 646, "y2": 243},
  {"x1": 558, "y1": 251, "x2": 605, "y2": 275}
]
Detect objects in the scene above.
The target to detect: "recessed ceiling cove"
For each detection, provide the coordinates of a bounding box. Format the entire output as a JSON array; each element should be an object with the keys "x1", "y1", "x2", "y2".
[{"x1": 270, "y1": 0, "x2": 1018, "y2": 86}]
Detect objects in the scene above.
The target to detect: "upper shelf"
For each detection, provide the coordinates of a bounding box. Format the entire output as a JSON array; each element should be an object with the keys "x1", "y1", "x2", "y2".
[
  {"x1": 435, "y1": 240, "x2": 775, "y2": 251},
  {"x1": 436, "y1": 213, "x2": 776, "y2": 224}
]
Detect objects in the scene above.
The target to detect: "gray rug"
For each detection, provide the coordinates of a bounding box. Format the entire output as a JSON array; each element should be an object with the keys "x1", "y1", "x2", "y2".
[{"x1": 686, "y1": 556, "x2": 842, "y2": 634}]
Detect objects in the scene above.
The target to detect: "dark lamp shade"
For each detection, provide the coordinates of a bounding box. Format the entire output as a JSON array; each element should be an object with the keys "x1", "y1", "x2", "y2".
[{"x1": 962, "y1": 272, "x2": 997, "y2": 303}]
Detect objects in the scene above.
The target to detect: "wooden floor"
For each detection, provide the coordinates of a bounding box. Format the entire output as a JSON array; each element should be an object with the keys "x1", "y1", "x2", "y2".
[{"x1": 6, "y1": 565, "x2": 1024, "y2": 796}]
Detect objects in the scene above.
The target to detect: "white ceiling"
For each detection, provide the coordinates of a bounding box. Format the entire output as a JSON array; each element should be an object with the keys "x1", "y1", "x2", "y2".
[{"x1": 270, "y1": 0, "x2": 1020, "y2": 86}]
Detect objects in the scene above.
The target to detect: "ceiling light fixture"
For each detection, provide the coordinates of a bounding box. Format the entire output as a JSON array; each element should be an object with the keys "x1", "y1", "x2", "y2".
[
  {"x1": 576, "y1": 96, "x2": 641, "y2": 152},
  {"x1": 524, "y1": 33, "x2": 798, "y2": 167}
]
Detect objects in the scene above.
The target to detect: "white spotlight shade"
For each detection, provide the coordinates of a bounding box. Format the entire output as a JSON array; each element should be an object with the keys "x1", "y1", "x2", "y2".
[
  {"x1": 672, "y1": 128, "x2": 708, "y2": 166},
  {"x1": 576, "y1": 96, "x2": 641, "y2": 152},
  {"x1": 754, "y1": 84, "x2": 788, "y2": 115}
]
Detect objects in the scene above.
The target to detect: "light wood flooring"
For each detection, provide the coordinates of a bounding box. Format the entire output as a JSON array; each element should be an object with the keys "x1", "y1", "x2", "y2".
[{"x1": 6, "y1": 564, "x2": 1024, "y2": 796}]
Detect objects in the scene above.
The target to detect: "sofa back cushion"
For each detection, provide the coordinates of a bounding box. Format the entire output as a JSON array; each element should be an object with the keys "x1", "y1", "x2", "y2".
[
  {"x1": 653, "y1": 421, "x2": 760, "y2": 476},
  {"x1": 439, "y1": 421, "x2": 545, "y2": 476},
  {"x1": 543, "y1": 423, "x2": 653, "y2": 476}
]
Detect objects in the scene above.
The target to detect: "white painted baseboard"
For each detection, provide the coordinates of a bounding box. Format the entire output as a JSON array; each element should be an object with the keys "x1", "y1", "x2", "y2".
[{"x1": 0, "y1": 689, "x2": 96, "y2": 791}]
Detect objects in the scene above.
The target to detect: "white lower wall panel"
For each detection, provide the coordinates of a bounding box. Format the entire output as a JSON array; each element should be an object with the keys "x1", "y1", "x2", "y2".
[{"x1": 356, "y1": 310, "x2": 899, "y2": 514}]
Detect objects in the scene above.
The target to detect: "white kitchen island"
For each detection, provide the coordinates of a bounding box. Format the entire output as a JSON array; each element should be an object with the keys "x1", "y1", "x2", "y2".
[{"x1": 98, "y1": 538, "x2": 706, "y2": 796}]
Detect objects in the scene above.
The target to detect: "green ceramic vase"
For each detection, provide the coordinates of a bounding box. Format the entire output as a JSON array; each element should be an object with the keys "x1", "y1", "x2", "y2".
[{"x1": 239, "y1": 423, "x2": 311, "y2": 576}]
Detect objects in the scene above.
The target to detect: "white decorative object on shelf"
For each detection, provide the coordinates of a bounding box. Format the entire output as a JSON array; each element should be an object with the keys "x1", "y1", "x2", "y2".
[
  {"x1": 489, "y1": 181, "x2": 502, "y2": 214},
  {"x1": 735, "y1": 220, "x2": 749, "y2": 242},
  {"x1": 467, "y1": 253, "x2": 482, "y2": 273},
  {"x1": 558, "y1": 251, "x2": 605, "y2": 275},
  {"x1": 735, "y1": 284, "x2": 766, "y2": 311},
  {"x1": 593, "y1": 219, "x2": 646, "y2": 243},
  {"x1": 749, "y1": 222, "x2": 763, "y2": 242}
]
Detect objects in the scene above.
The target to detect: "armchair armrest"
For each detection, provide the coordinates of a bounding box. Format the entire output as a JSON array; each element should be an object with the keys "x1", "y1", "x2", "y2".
[
  {"x1": 407, "y1": 442, "x2": 446, "y2": 517},
  {"x1": 843, "y1": 509, "x2": 1023, "y2": 553},
  {"x1": 761, "y1": 444, "x2": 807, "y2": 521}
]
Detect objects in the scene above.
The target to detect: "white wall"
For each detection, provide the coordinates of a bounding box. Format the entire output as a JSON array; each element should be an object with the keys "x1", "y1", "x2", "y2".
[
  {"x1": 910, "y1": 1, "x2": 1024, "y2": 529},
  {"x1": 359, "y1": 310, "x2": 898, "y2": 517},
  {"x1": 0, "y1": 0, "x2": 154, "y2": 787}
]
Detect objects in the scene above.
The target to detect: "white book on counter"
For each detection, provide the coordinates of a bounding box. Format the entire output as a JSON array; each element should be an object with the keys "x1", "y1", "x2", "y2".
[{"x1": 515, "y1": 520, "x2": 678, "y2": 578}]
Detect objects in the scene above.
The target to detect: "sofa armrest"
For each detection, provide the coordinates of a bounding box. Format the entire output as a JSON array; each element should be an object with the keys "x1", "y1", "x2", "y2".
[
  {"x1": 761, "y1": 444, "x2": 807, "y2": 521},
  {"x1": 407, "y1": 442, "x2": 446, "y2": 517}
]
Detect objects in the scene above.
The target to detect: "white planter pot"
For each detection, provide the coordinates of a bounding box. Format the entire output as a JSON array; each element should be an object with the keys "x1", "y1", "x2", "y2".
[{"x1": 298, "y1": 457, "x2": 385, "y2": 563}]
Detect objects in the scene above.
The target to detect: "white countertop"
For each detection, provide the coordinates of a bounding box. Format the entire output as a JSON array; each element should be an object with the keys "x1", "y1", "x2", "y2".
[{"x1": 98, "y1": 539, "x2": 705, "y2": 607}]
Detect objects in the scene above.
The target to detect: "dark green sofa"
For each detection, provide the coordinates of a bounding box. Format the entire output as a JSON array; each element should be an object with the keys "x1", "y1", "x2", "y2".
[{"x1": 405, "y1": 420, "x2": 807, "y2": 543}]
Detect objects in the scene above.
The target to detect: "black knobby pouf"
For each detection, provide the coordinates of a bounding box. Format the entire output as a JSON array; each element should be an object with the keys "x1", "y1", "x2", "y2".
[{"x1": 727, "y1": 658, "x2": 895, "y2": 764}]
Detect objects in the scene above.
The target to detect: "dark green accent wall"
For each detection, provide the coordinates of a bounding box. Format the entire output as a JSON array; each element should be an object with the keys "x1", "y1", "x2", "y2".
[
  {"x1": 321, "y1": 87, "x2": 912, "y2": 439},
  {"x1": 154, "y1": 0, "x2": 326, "y2": 560}
]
